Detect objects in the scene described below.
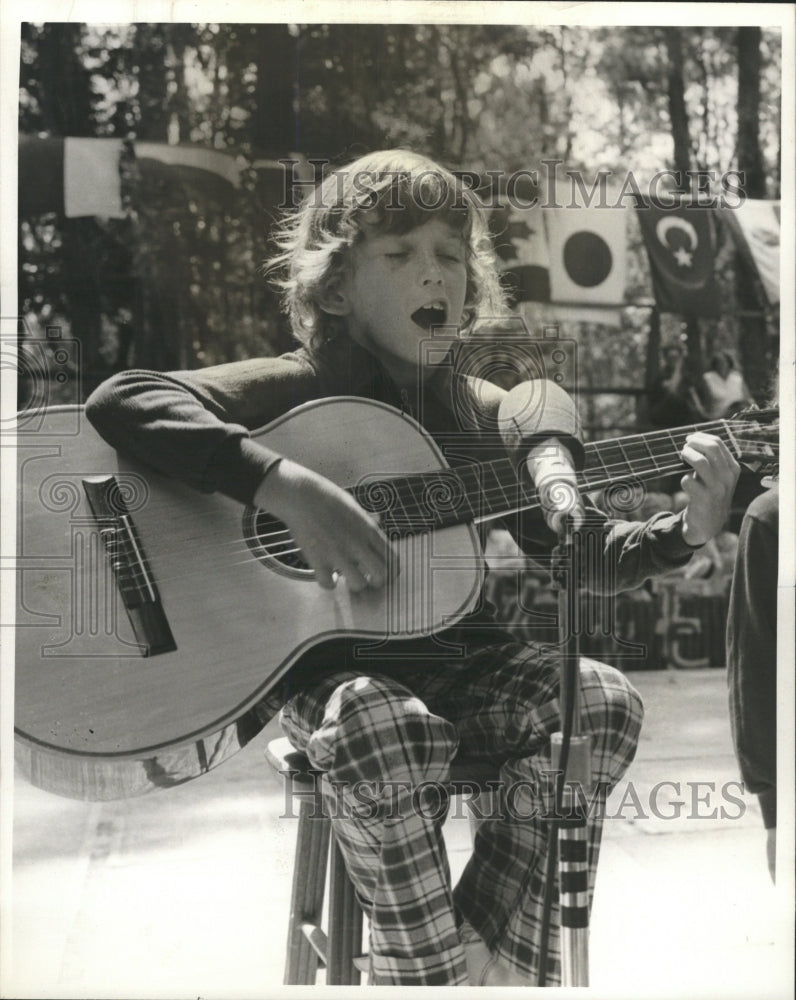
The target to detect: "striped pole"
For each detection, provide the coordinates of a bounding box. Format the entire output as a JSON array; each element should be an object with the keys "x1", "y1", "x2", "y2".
[
  {"x1": 552, "y1": 734, "x2": 591, "y2": 986},
  {"x1": 550, "y1": 521, "x2": 593, "y2": 987}
]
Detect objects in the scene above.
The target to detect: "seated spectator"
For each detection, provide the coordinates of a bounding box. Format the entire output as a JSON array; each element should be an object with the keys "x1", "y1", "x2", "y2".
[
  {"x1": 701, "y1": 351, "x2": 753, "y2": 420},
  {"x1": 648, "y1": 342, "x2": 708, "y2": 428}
]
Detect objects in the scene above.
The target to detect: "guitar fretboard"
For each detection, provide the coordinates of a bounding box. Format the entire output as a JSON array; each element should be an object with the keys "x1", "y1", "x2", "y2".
[{"x1": 352, "y1": 416, "x2": 773, "y2": 533}]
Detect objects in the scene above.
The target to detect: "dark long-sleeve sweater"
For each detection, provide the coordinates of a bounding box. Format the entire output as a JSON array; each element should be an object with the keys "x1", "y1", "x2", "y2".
[{"x1": 727, "y1": 486, "x2": 779, "y2": 828}]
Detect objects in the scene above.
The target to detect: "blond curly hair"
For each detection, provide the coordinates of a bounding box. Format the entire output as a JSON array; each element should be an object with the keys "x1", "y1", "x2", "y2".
[{"x1": 267, "y1": 149, "x2": 508, "y2": 351}]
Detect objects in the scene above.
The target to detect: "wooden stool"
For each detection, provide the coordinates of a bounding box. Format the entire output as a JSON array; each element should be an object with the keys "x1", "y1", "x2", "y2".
[{"x1": 265, "y1": 736, "x2": 502, "y2": 985}]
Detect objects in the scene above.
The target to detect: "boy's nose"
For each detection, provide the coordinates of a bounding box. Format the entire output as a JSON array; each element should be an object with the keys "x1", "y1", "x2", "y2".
[{"x1": 420, "y1": 258, "x2": 443, "y2": 285}]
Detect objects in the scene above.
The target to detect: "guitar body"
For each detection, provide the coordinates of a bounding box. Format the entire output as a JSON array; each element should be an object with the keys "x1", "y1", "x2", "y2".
[{"x1": 14, "y1": 398, "x2": 484, "y2": 800}]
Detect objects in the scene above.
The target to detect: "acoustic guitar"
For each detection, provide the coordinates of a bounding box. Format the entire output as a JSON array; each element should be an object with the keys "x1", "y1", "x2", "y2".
[{"x1": 13, "y1": 398, "x2": 778, "y2": 800}]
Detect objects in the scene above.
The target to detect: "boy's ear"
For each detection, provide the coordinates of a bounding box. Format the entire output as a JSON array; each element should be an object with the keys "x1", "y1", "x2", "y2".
[{"x1": 318, "y1": 274, "x2": 351, "y2": 316}]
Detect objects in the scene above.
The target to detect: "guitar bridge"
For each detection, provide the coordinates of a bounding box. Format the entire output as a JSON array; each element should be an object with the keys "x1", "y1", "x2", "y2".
[{"x1": 82, "y1": 476, "x2": 176, "y2": 656}]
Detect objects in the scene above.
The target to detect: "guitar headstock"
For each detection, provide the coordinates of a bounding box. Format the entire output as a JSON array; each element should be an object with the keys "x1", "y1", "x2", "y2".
[{"x1": 725, "y1": 407, "x2": 779, "y2": 482}]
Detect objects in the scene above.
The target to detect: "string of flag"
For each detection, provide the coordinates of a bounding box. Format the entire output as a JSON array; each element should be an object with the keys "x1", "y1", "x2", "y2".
[
  {"x1": 18, "y1": 135, "x2": 781, "y2": 317},
  {"x1": 18, "y1": 135, "x2": 293, "y2": 218},
  {"x1": 492, "y1": 194, "x2": 780, "y2": 319}
]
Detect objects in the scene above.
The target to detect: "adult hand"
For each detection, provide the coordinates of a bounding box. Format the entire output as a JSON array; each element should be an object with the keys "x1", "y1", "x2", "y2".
[
  {"x1": 679, "y1": 432, "x2": 740, "y2": 547},
  {"x1": 253, "y1": 459, "x2": 399, "y2": 591}
]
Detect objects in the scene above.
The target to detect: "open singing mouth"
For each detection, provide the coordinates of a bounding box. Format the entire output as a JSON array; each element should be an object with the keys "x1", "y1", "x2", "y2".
[{"x1": 410, "y1": 301, "x2": 448, "y2": 331}]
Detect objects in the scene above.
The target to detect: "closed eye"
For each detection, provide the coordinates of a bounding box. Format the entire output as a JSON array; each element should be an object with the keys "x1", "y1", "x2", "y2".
[{"x1": 438, "y1": 241, "x2": 465, "y2": 262}]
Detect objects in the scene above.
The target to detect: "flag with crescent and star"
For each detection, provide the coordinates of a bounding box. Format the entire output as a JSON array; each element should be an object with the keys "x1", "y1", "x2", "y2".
[{"x1": 636, "y1": 199, "x2": 722, "y2": 316}]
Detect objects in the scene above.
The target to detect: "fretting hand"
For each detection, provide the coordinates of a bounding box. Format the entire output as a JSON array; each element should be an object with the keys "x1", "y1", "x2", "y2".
[
  {"x1": 253, "y1": 459, "x2": 399, "y2": 591},
  {"x1": 679, "y1": 432, "x2": 740, "y2": 546}
]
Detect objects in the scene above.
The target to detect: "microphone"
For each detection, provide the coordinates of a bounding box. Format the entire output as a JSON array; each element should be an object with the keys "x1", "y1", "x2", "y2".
[
  {"x1": 526, "y1": 440, "x2": 584, "y2": 533},
  {"x1": 497, "y1": 381, "x2": 585, "y2": 533}
]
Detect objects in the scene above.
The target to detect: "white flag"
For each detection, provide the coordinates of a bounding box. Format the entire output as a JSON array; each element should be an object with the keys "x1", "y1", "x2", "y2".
[
  {"x1": 723, "y1": 200, "x2": 780, "y2": 306},
  {"x1": 545, "y1": 205, "x2": 627, "y2": 324},
  {"x1": 64, "y1": 138, "x2": 125, "y2": 218}
]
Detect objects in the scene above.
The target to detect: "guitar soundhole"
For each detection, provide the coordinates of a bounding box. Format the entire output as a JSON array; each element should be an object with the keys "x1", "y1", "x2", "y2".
[{"x1": 242, "y1": 507, "x2": 314, "y2": 578}]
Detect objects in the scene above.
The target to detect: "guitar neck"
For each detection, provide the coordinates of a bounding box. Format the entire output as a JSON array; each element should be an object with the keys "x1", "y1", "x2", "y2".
[
  {"x1": 356, "y1": 418, "x2": 749, "y2": 532},
  {"x1": 578, "y1": 420, "x2": 731, "y2": 495}
]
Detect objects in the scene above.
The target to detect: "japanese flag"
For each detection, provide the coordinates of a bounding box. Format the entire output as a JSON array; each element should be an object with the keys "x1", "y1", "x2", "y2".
[
  {"x1": 542, "y1": 205, "x2": 627, "y2": 325},
  {"x1": 545, "y1": 205, "x2": 628, "y2": 308}
]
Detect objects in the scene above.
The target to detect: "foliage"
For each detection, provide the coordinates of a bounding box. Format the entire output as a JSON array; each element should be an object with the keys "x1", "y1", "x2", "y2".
[{"x1": 17, "y1": 22, "x2": 781, "y2": 422}]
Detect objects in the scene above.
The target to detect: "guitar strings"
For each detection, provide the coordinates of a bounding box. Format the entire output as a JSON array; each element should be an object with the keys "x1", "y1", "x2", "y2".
[
  {"x1": 117, "y1": 417, "x2": 772, "y2": 567},
  {"x1": 106, "y1": 419, "x2": 777, "y2": 591},
  {"x1": 111, "y1": 421, "x2": 775, "y2": 581},
  {"x1": 110, "y1": 462, "x2": 704, "y2": 593},
  {"x1": 110, "y1": 420, "x2": 776, "y2": 591}
]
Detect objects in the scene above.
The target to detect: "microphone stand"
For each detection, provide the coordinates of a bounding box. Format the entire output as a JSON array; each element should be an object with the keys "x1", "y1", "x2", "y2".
[{"x1": 549, "y1": 516, "x2": 593, "y2": 987}]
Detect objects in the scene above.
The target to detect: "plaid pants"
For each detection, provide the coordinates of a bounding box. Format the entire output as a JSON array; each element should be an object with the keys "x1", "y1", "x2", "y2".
[{"x1": 280, "y1": 638, "x2": 643, "y2": 986}]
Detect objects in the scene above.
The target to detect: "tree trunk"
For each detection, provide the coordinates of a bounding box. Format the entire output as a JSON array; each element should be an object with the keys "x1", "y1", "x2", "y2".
[
  {"x1": 61, "y1": 219, "x2": 106, "y2": 395},
  {"x1": 735, "y1": 26, "x2": 769, "y2": 402},
  {"x1": 737, "y1": 27, "x2": 765, "y2": 199},
  {"x1": 32, "y1": 25, "x2": 108, "y2": 395},
  {"x1": 37, "y1": 24, "x2": 93, "y2": 135},
  {"x1": 252, "y1": 24, "x2": 299, "y2": 155},
  {"x1": 640, "y1": 307, "x2": 661, "y2": 429},
  {"x1": 664, "y1": 29, "x2": 691, "y2": 182}
]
